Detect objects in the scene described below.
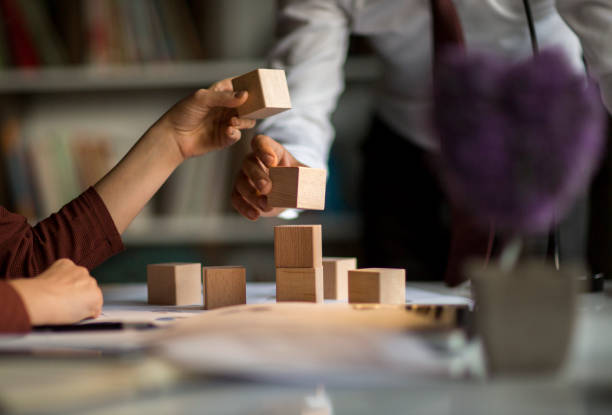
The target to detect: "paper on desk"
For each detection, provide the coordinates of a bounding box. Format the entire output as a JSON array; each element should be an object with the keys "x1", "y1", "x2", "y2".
[
  {"x1": 89, "y1": 305, "x2": 203, "y2": 326},
  {"x1": 405, "y1": 287, "x2": 473, "y2": 307},
  {"x1": 87, "y1": 283, "x2": 472, "y2": 326},
  {"x1": 246, "y1": 283, "x2": 473, "y2": 307},
  {"x1": 0, "y1": 330, "x2": 156, "y2": 355},
  {"x1": 156, "y1": 302, "x2": 472, "y2": 383}
]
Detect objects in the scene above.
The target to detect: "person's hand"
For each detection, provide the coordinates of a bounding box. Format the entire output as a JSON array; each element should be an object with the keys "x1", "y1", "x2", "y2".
[
  {"x1": 159, "y1": 78, "x2": 256, "y2": 159},
  {"x1": 9, "y1": 259, "x2": 103, "y2": 326},
  {"x1": 232, "y1": 134, "x2": 305, "y2": 220}
]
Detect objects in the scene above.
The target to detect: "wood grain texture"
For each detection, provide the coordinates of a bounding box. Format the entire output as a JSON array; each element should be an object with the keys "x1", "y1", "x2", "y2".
[
  {"x1": 147, "y1": 263, "x2": 202, "y2": 305},
  {"x1": 276, "y1": 267, "x2": 323, "y2": 303},
  {"x1": 348, "y1": 268, "x2": 406, "y2": 305},
  {"x1": 203, "y1": 266, "x2": 247, "y2": 310},
  {"x1": 274, "y1": 225, "x2": 322, "y2": 268},
  {"x1": 231, "y1": 68, "x2": 291, "y2": 119},
  {"x1": 268, "y1": 167, "x2": 326, "y2": 210},
  {"x1": 322, "y1": 257, "x2": 357, "y2": 300}
]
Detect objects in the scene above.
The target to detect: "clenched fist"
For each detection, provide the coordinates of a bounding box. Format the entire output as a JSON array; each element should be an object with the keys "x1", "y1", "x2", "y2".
[
  {"x1": 9, "y1": 259, "x2": 103, "y2": 326},
  {"x1": 232, "y1": 134, "x2": 305, "y2": 220}
]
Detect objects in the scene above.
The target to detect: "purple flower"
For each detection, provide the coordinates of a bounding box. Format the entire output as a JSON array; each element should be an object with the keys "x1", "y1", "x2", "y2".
[{"x1": 433, "y1": 48, "x2": 606, "y2": 235}]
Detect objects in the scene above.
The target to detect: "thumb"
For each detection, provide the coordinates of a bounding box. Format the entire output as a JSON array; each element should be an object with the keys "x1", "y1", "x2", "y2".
[
  {"x1": 251, "y1": 134, "x2": 298, "y2": 168},
  {"x1": 196, "y1": 89, "x2": 249, "y2": 109}
]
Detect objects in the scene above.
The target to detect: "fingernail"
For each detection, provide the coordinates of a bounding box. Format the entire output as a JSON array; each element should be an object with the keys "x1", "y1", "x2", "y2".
[
  {"x1": 257, "y1": 179, "x2": 268, "y2": 190},
  {"x1": 234, "y1": 90, "x2": 246, "y2": 99}
]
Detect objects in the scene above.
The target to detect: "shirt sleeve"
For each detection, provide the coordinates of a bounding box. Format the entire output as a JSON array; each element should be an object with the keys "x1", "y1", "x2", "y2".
[
  {"x1": 0, "y1": 281, "x2": 31, "y2": 333},
  {"x1": 556, "y1": 0, "x2": 612, "y2": 113},
  {"x1": 0, "y1": 187, "x2": 124, "y2": 278},
  {"x1": 256, "y1": 0, "x2": 351, "y2": 169}
]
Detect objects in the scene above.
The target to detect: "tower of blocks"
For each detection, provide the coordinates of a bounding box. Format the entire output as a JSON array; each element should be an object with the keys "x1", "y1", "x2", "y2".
[
  {"x1": 231, "y1": 68, "x2": 292, "y2": 119},
  {"x1": 275, "y1": 225, "x2": 323, "y2": 303},
  {"x1": 147, "y1": 263, "x2": 202, "y2": 306},
  {"x1": 322, "y1": 257, "x2": 357, "y2": 300},
  {"x1": 348, "y1": 268, "x2": 406, "y2": 305},
  {"x1": 203, "y1": 266, "x2": 247, "y2": 310},
  {"x1": 268, "y1": 167, "x2": 327, "y2": 210}
]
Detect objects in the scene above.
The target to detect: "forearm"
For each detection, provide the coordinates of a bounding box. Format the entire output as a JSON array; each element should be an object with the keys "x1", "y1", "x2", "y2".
[
  {"x1": 0, "y1": 189, "x2": 123, "y2": 277},
  {"x1": 556, "y1": 0, "x2": 612, "y2": 113},
  {"x1": 257, "y1": 0, "x2": 350, "y2": 169},
  {"x1": 94, "y1": 119, "x2": 184, "y2": 234}
]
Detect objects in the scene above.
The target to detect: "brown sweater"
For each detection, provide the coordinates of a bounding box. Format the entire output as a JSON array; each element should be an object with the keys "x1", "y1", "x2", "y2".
[{"x1": 0, "y1": 187, "x2": 124, "y2": 333}]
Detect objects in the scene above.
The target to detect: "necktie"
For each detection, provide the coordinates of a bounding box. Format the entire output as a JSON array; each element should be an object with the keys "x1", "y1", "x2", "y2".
[
  {"x1": 429, "y1": 0, "x2": 493, "y2": 286},
  {"x1": 430, "y1": 0, "x2": 465, "y2": 69}
]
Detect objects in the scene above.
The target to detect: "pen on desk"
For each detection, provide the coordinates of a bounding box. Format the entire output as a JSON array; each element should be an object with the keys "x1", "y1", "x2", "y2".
[{"x1": 32, "y1": 322, "x2": 157, "y2": 332}]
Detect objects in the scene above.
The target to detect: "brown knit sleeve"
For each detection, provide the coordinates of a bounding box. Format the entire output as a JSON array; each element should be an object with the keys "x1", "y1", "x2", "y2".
[
  {"x1": 0, "y1": 280, "x2": 31, "y2": 333},
  {"x1": 0, "y1": 187, "x2": 124, "y2": 278}
]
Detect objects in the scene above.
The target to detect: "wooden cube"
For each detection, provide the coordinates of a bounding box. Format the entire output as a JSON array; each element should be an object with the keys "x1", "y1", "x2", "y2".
[
  {"x1": 268, "y1": 167, "x2": 327, "y2": 210},
  {"x1": 276, "y1": 267, "x2": 324, "y2": 303},
  {"x1": 231, "y1": 68, "x2": 292, "y2": 119},
  {"x1": 147, "y1": 263, "x2": 202, "y2": 306},
  {"x1": 322, "y1": 257, "x2": 357, "y2": 300},
  {"x1": 203, "y1": 266, "x2": 247, "y2": 310},
  {"x1": 274, "y1": 225, "x2": 322, "y2": 268},
  {"x1": 348, "y1": 268, "x2": 406, "y2": 305}
]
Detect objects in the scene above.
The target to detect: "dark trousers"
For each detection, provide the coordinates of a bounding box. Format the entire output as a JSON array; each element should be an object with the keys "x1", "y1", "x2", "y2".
[
  {"x1": 360, "y1": 117, "x2": 451, "y2": 281},
  {"x1": 360, "y1": 117, "x2": 590, "y2": 283}
]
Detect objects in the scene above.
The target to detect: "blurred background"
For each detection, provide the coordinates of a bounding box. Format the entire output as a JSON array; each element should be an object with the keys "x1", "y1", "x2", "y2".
[
  {"x1": 0, "y1": 0, "x2": 378, "y2": 283},
  {"x1": 0, "y1": 0, "x2": 609, "y2": 283}
]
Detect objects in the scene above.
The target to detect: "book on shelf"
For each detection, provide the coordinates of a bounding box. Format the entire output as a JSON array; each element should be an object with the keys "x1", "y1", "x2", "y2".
[
  {"x1": 0, "y1": 0, "x2": 208, "y2": 68},
  {"x1": 19, "y1": 0, "x2": 67, "y2": 66},
  {"x1": 0, "y1": 116, "x2": 36, "y2": 218},
  {"x1": 0, "y1": 0, "x2": 40, "y2": 67},
  {"x1": 0, "y1": 115, "x2": 236, "y2": 220},
  {"x1": 27, "y1": 131, "x2": 114, "y2": 217},
  {"x1": 155, "y1": 150, "x2": 233, "y2": 218}
]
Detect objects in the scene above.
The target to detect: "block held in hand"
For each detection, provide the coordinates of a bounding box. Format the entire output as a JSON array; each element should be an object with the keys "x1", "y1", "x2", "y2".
[
  {"x1": 231, "y1": 69, "x2": 292, "y2": 119},
  {"x1": 268, "y1": 167, "x2": 326, "y2": 210}
]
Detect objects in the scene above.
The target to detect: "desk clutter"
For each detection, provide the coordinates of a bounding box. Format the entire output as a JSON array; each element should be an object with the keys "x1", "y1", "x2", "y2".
[
  {"x1": 145, "y1": 159, "x2": 404, "y2": 309},
  {"x1": 146, "y1": 223, "x2": 406, "y2": 308}
]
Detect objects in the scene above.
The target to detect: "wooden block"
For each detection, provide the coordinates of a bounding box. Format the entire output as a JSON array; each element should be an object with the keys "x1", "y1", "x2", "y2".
[
  {"x1": 147, "y1": 263, "x2": 202, "y2": 305},
  {"x1": 268, "y1": 167, "x2": 327, "y2": 210},
  {"x1": 276, "y1": 267, "x2": 323, "y2": 303},
  {"x1": 203, "y1": 266, "x2": 247, "y2": 310},
  {"x1": 274, "y1": 225, "x2": 322, "y2": 268},
  {"x1": 348, "y1": 268, "x2": 406, "y2": 305},
  {"x1": 231, "y1": 68, "x2": 292, "y2": 119},
  {"x1": 322, "y1": 257, "x2": 357, "y2": 300}
]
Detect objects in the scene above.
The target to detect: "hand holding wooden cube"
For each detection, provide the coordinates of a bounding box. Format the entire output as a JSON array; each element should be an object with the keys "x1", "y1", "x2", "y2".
[
  {"x1": 231, "y1": 69, "x2": 292, "y2": 119},
  {"x1": 268, "y1": 167, "x2": 327, "y2": 210}
]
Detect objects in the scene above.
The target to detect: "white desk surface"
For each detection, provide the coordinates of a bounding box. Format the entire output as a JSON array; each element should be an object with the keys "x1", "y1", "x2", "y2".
[{"x1": 0, "y1": 282, "x2": 610, "y2": 415}]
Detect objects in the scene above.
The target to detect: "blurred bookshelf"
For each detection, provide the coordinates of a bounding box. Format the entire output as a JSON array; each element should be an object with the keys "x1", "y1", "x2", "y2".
[
  {"x1": 0, "y1": 0, "x2": 377, "y2": 280},
  {"x1": 0, "y1": 57, "x2": 380, "y2": 92},
  {"x1": 124, "y1": 214, "x2": 360, "y2": 245}
]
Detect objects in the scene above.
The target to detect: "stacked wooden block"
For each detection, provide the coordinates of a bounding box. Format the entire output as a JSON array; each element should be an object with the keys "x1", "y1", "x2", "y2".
[
  {"x1": 147, "y1": 263, "x2": 246, "y2": 310},
  {"x1": 322, "y1": 257, "x2": 357, "y2": 301},
  {"x1": 275, "y1": 225, "x2": 323, "y2": 303}
]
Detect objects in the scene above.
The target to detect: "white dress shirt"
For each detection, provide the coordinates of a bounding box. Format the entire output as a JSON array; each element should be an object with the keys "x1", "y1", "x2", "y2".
[{"x1": 257, "y1": 0, "x2": 612, "y2": 170}]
